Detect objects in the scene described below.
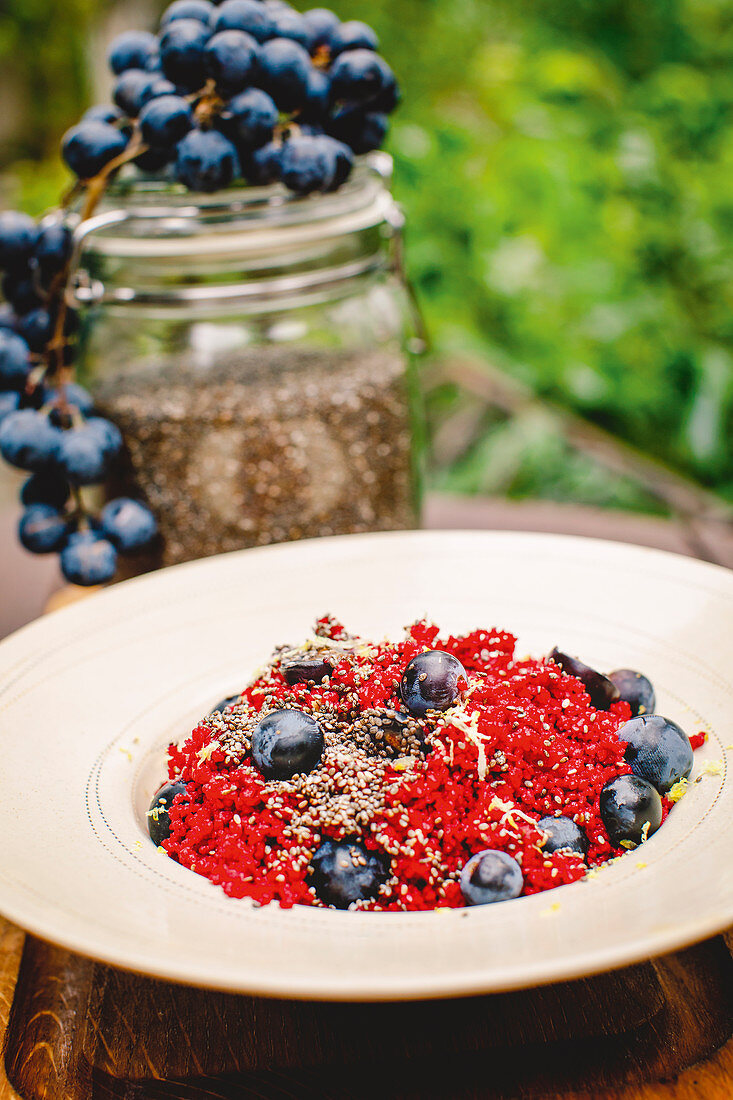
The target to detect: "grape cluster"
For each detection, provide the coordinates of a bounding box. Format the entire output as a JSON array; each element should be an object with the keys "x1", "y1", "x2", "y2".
[
  {"x1": 63, "y1": 1, "x2": 400, "y2": 195},
  {"x1": 0, "y1": 212, "x2": 158, "y2": 585},
  {"x1": 0, "y1": 3, "x2": 397, "y2": 586}
]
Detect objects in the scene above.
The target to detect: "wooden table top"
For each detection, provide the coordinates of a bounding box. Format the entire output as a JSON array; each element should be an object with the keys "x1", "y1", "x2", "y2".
[{"x1": 1, "y1": 493, "x2": 732, "y2": 1099}]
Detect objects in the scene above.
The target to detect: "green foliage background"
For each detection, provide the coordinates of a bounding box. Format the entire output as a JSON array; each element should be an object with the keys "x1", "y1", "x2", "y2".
[{"x1": 1, "y1": 0, "x2": 732, "y2": 506}]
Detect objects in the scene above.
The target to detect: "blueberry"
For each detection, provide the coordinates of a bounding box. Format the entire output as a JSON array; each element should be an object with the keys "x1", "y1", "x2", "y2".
[
  {"x1": 255, "y1": 38, "x2": 312, "y2": 112},
  {"x1": 619, "y1": 714, "x2": 693, "y2": 794},
  {"x1": 35, "y1": 222, "x2": 72, "y2": 280},
  {"x1": 20, "y1": 470, "x2": 70, "y2": 509},
  {"x1": 400, "y1": 649, "x2": 467, "y2": 717},
  {"x1": 0, "y1": 409, "x2": 62, "y2": 471},
  {"x1": 0, "y1": 391, "x2": 20, "y2": 425},
  {"x1": 280, "y1": 134, "x2": 340, "y2": 194},
  {"x1": 244, "y1": 140, "x2": 283, "y2": 185},
  {"x1": 600, "y1": 774, "x2": 663, "y2": 847},
  {"x1": 18, "y1": 504, "x2": 70, "y2": 555},
  {"x1": 0, "y1": 303, "x2": 18, "y2": 331},
  {"x1": 251, "y1": 707, "x2": 324, "y2": 779},
  {"x1": 58, "y1": 423, "x2": 116, "y2": 485},
  {"x1": 147, "y1": 780, "x2": 189, "y2": 846},
  {"x1": 327, "y1": 107, "x2": 388, "y2": 154},
  {"x1": 302, "y1": 8, "x2": 340, "y2": 50},
  {"x1": 108, "y1": 31, "x2": 159, "y2": 75},
  {"x1": 219, "y1": 88, "x2": 278, "y2": 150},
  {"x1": 60, "y1": 530, "x2": 118, "y2": 586},
  {"x1": 17, "y1": 308, "x2": 53, "y2": 354},
  {"x1": 1, "y1": 269, "x2": 42, "y2": 314},
  {"x1": 159, "y1": 18, "x2": 212, "y2": 89},
  {"x1": 161, "y1": 0, "x2": 215, "y2": 28},
  {"x1": 328, "y1": 20, "x2": 379, "y2": 57},
  {"x1": 62, "y1": 121, "x2": 129, "y2": 179},
  {"x1": 549, "y1": 648, "x2": 620, "y2": 711},
  {"x1": 175, "y1": 128, "x2": 241, "y2": 192},
  {"x1": 329, "y1": 49, "x2": 394, "y2": 106},
  {"x1": 281, "y1": 653, "x2": 333, "y2": 685},
  {"x1": 608, "y1": 669, "x2": 656, "y2": 717},
  {"x1": 101, "y1": 497, "x2": 158, "y2": 552},
  {"x1": 82, "y1": 104, "x2": 126, "y2": 126},
  {"x1": 213, "y1": 0, "x2": 275, "y2": 42},
  {"x1": 269, "y1": 8, "x2": 311, "y2": 49},
  {"x1": 308, "y1": 838, "x2": 389, "y2": 908},
  {"x1": 0, "y1": 212, "x2": 39, "y2": 269},
  {"x1": 204, "y1": 30, "x2": 260, "y2": 95},
  {"x1": 0, "y1": 330, "x2": 31, "y2": 390},
  {"x1": 209, "y1": 693, "x2": 240, "y2": 715},
  {"x1": 139, "y1": 95, "x2": 193, "y2": 148},
  {"x1": 537, "y1": 815, "x2": 589, "y2": 858},
  {"x1": 459, "y1": 849, "x2": 523, "y2": 905}
]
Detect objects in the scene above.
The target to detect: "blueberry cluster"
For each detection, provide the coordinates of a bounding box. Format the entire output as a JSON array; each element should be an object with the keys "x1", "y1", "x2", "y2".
[
  {"x1": 62, "y1": 1, "x2": 399, "y2": 196},
  {"x1": 0, "y1": 212, "x2": 158, "y2": 585}
]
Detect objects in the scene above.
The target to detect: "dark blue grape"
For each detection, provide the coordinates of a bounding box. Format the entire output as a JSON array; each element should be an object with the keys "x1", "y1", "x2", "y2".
[
  {"x1": 35, "y1": 222, "x2": 72, "y2": 280},
  {"x1": 329, "y1": 49, "x2": 394, "y2": 106},
  {"x1": 251, "y1": 708, "x2": 324, "y2": 779},
  {"x1": 600, "y1": 774, "x2": 663, "y2": 847},
  {"x1": 281, "y1": 654, "x2": 333, "y2": 685},
  {"x1": 459, "y1": 850, "x2": 523, "y2": 906},
  {"x1": 108, "y1": 31, "x2": 159, "y2": 75},
  {"x1": 209, "y1": 694, "x2": 240, "y2": 715},
  {"x1": 0, "y1": 330, "x2": 31, "y2": 391},
  {"x1": 308, "y1": 838, "x2": 389, "y2": 908},
  {"x1": 204, "y1": 30, "x2": 260, "y2": 94},
  {"x1": 86, "y1": 416, "x2": 123, "y2": 457},
  {"x1": 135, "y1": 147, "x2": 176, "y2": 174},
  {"x1": 270, "y1": 8, "x2": 311, "y2": 49},
  {"x1": 139, "y1": 75, "x2": 179, "y2": 108},
  {"x1": 58, "y1": 422, "x2": 118, "y2": 485},
  {"x1": 101, "y1": 497, "x2": 158, "y2": 552},
  {"x1": 17, "y1": 308, "x2": 53, "y2": 354},
  {"x1": 20, "y1": 470, "x2": 70, "y2": 509},
  {"x1": 60, "y1": 529, "x2": 118, "y2": 586},
  {"x1": 327, "y1": 138, "x2": 354, "y2": 191},
  {"x1": 0, "y1": 391, "x2": 20, "y2": 425},
  {"x1": 400, "y1": 650, "x2": 466, "y2": 717},
  {"x1": 244, "y1": 140, "x2": 283, "y2": 185},
  {"x1": 0, "y1": 303, "x2": 18, "y2": 331},
  {"x1": 327, "y1": 107, "x2": 387, "y2": 154},
  {"x1": 620, "y1": 714, "x2": 693, "y2": 794},
  {"x1": 537, "y1": 815, "x2": 589, "y2": 857},
  {"x1": 549, "y1": 648, "x2": 620, "y2": 711},
  {"x1": 139, "y1": 95, "x2": 193, "y2": 148},
  {"x1": 370, "y1": 69, "x2": 400, "y2": 113},
  {"x1": 303, "y1": 8, "x2": 339, "y2": 50},
  {"x1": 82, "y1": 104, "x2": 126, "y2": 126},
  {"x1": 1, "y1": 269, "x2": 42, "y2": 314},
  {"x1": 147, "y1": 780, "x2": 189, "y2": 845},
  {"x1": 0, "y1": 212, "x2": 39, "y2": 269},
  {"x1": 159, "y1": 18, "x2": 212, "y2": 89},
  {"x1": 112, "y1": 69, "x2": 154, "y2": 117},
  {"x1": 46, "y1": 382, "x2": 94, "y2": 419},
  {"x1": 280, "y1": 134, "x2": 340, "y2": 194},
  {"x1": 18, "y1": 504, "x2": 70, "y2": 555},
  {"x1": 219, "y1": 88, "x2": 278, "y2": 150},
  {"x1": 175, "y1": 128, "x2": 241, "y2": 192},
  {"x1": 161, "y1": 0, "x2": 215, "y2": 28},
  {"x1": 213, "y1": 0, "x2": 275, "y2": 43},
  {"x1": 255, "y1": 38, "x2": 312, "y2": 111},
  {"x1": 608, "y1": 669, "x2": 656, "y2": 717},
  {"x1": 301, "y1": 66, "x2": 330, "y2": 122},
  {"x1": 328, "y1": 20, "x2": 378, "y2": 57},
  {"x1": 0, "y1": 409, "x2": 62, "y2": 471},
  {"x1": 62, "y1": 121, "x2": 129, "y2": 179}
]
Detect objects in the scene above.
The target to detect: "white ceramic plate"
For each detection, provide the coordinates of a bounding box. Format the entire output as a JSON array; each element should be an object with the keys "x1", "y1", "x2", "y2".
[{"x1": 0, "y1": 530, "x2": 731, "y2": 1001}]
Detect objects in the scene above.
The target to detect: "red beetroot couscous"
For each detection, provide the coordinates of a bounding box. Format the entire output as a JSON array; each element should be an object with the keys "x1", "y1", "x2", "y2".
[{"x1": 156, "y1": 616, "x2": 700, "y2": 910}]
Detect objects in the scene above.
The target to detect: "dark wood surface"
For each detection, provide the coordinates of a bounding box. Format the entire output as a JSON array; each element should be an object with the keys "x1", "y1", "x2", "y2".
[{"x1": 2, "y1": 493, "x2": 733, "y2": 1099}]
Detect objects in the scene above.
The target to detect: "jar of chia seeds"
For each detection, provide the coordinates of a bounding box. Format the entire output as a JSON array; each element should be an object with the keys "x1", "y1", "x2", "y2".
[{"x1": 70, "y1": 153, "x2": 423, "y2": 569}]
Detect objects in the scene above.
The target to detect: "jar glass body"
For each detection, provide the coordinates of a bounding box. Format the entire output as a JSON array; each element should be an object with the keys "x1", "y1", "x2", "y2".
[{"x1": 73, "y1": 156, "x2": 423, "y2": 569}]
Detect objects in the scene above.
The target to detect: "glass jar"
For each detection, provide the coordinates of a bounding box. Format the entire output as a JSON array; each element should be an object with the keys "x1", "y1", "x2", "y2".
[{"x1": 70, "y1": 154, "x2": 423, "y2": 570}]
